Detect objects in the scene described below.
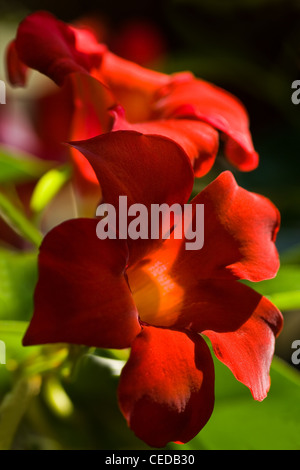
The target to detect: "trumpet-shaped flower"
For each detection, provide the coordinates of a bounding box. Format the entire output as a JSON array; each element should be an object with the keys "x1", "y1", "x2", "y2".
[
  {"x1": 23, "y1": 131, "x2": 283, "y2": 447},
  {"x1": 7, "y1": 11, "x2": 259, "y2": 185}
]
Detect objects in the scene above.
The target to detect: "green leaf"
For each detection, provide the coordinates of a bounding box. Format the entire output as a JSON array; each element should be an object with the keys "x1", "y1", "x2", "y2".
[
  {"x1": 0, "y1": 321, "x2": 37, "y2": 363},
  {"x1": 30, "y1": 165, "x2": 72, "y2": 213},
  {"x1": 270, "y1": 290, "x2": 300, "y2": 311},
  {"x1": 280, "y1": 243, "x2": 300, "y2": 265},
  {"x1": 0, "y1": 319, "x2": 69, "y2": 375},
  {"x1": 244, "y1": 264, "x2": 300, "y2": 311},
  {"x1": 253, "y1": 265, "x2": 300, "y2": 295},
  {"x1": 0, "y1": 375, "x2": 41, "y2": 450},
  {"x1": 0, "y1": 192, "x2": 43, "y2": 247},
  {"x1": 0, "y1": 145, "x2": 54, "y2": 184},
  {"x1": 63, "y1": 353, "x2": 150, "y2": 449},
  {"x1": 42, "y1": 375, "x2": 74, "y2": 419},
  {"x1": 0, "y1": 249, "x2": 38, "y2": 322}
]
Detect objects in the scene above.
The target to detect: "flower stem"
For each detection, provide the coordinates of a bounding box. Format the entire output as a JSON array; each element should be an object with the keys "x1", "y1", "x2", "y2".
[{"x1": 0, "y1": 191, "x2": 43, "y2": 248}]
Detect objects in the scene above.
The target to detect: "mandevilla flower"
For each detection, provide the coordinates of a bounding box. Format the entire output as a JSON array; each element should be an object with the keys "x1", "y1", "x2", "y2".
[
  {"x1": 22, "y1": 130, "x2": 283, "y2": 447},
  {"x1": 7, "y1": 11, "x2": 258, "y2": 185}
]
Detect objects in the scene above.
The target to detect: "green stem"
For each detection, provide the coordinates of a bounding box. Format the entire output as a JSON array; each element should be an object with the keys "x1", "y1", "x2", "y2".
[
  {"x1": 0, "y1": 375, "x2": 42, "y2": 450},
  {"x1": 0, "y1": 192, "x2": 43, "y2": 248}
]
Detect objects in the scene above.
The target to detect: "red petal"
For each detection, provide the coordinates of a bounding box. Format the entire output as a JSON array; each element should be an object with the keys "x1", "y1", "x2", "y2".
[
  {"x1": 66, "y1": 73, "x2": 116, "y2": 189},
  {"x1": 203, "y1": 296, "x2": 283, "y2": 401},
  {"x1": 11, "y1": 12, "x2": 169, "y2": 123},
  {"x1": 14, "y1": 11, "x2": 104, "y2": 86},
  {"x1": 111, "y1": 105, "x2": 219, "y2": 177},
  {"x1": 126, "y1": 171, "x2": 280, "y2": 330},
  {"x1": 110, "y1": 19, "x2": 167, "y2": 66},
  {"x1": 169, "y1": 170, "x2": 280, "y2": 283},
  {"x1": 6, "y1": 40, "x2": 28, "y2": 86},
  {"x1": 118, "y1": 326, "x2": 215, "y2": 447},
  {"x1": 100, "y1": 51, "x2": 169, "y2": 122},
  {"x1": 23, "y1": 218, "x2": 141, "y2": 349},
  {"x1": 10, "y1": 12, "x2": 117, "y2": 190},
  {"x1": 177, "y1": 280, "x2": 282, "y2": 333},
  {"x1": 34, "y1": 83, "x2": 74, "y2": 162},
  {"x1": 128, "y1": 259, "x2": 279, "y2": 332},
  {"x1": 155, "y1": 75, "x2": 259, "y2": 171},
  {"x1": 69, "y1": 130, "x2": 194, "y2": 264}
]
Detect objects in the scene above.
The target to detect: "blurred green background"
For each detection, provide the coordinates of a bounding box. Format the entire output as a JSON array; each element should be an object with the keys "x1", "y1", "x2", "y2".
[{"x1": 0, "y1": 0, "x2": 300, "y2": 450}]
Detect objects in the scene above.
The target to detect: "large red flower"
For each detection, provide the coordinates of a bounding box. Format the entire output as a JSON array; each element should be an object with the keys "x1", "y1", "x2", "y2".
[
  {"x1": 7, "y1": 11, "x2": 258, "y2": 184},
  {"x1": 22, "y1": 131, "x2": 282, "y2": 447}
]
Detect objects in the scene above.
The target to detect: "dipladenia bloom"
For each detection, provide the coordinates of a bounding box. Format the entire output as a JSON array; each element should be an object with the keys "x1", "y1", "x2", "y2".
[
  {"x1": 23, "y1": 131, "x2": 283, "y2": 447},
  {"x1": 7, "y1": 11, "x2": 259, "y2": 184}
]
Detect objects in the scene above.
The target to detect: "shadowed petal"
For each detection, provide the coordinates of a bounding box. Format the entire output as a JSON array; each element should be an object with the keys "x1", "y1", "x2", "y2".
[
  {"x1": 66, "y1": 73, "x2": 116, "y2": 188},
  {"x1": 170, "y1": 171, "x2": 280, "y2": 283},
  {"x1": 6, "y1": 40, "x2": 28, "y2": 86},
  {"x1": 118, "y1": 326, "x2": 215, "y2": 447},
  {"x1": 155, "y1": 75, "x2": 259, "y2": 171},
  {"x1": 111, "y1": 105, "x2": 219, "y2": 177},
  {"x1": 203, "y1": 296, "x2": 283, "y2": 401},
  {"x1": 70, "y1": 130, "x2": 194, "y2": 264},
  {"x1": 23, "y1": 218, "x2": 141, "y2": 349},
  {"x1": 127, "y1": 171, "x2": 280, "y2": 324},
  {"x1": 14, "y1": 11, "x2": 104, "y2": 86},
  {"x1": 100, "y1": 51, "x2": 169, "y2": 122}
]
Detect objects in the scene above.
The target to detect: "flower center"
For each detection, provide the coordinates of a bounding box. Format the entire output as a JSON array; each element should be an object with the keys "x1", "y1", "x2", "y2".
[{"x1": 127, "y1": 258, "x2": 184, "y2": 328}]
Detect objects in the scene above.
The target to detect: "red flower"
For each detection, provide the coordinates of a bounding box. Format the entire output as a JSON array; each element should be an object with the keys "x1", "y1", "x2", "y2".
[
  {"x1": 7, "y1": 11, "x2": 258, "y2": 182},
  {"x1": 22, "y1": 131, "x2": 283, "y2": 447}
]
